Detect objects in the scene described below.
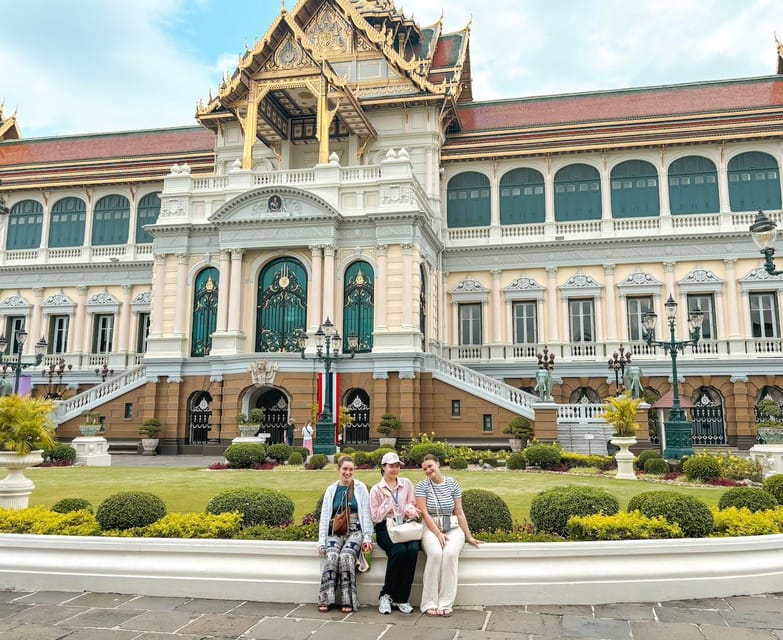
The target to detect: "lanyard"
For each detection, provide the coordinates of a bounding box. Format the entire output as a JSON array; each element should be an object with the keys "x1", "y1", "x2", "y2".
[{"x1": 386, "y1": 484, "x2": 400, "y2": 513}]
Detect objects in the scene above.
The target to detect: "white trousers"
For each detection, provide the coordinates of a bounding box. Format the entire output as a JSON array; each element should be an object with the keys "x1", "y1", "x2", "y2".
[{"x1": 419, "y1": 518, "x2": 464, "y2": 612}]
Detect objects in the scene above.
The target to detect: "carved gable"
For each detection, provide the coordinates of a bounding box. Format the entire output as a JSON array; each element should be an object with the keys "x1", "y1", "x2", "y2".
[{"x1": 305, "y1": 4, "x2": 352, "y2": 57}]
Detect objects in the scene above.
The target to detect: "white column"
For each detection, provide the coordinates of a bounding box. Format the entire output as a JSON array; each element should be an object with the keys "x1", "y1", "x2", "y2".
[
  {"x1": 322, "y1": 245, "x2": 336, "y2": 324},
  {"x1": 309, "y1": 245, "x2": 323, "y2": 332},
  {"x1": 662, "y1": 262, "x2": 676, "y2": 337},
  {"x1": 717, "y1": 150, "x2": 730, "y2": 213},
  {"x1": 545, "y1": 159, "x2": 555, "y2": 224},
  {"x1": 73, "y1": 286, "x2": 88, "y2": 355},
  {"x1": 174, "y1": 254, "x2": 188, "y2": 336},
  {"x1": 490, "y1": 166, "x2": 500, "y2": 227},
  {"x1": 603, "y1": 264, "x2": 617, "y2": 341},
  {"x1": 594, "y1": 293, "x2": 604, "y2": 343},
  {"x1": 118, "y1": 284, "x2": 132, "y2": 353},
  {"x1": 40, "y1": 194, "x2": 51, "y2": 250},
  {"x1": 658, "y1": 149, "x2": 671, "y2": 216},
  {"x1": 150, "y1": 255, "x2": 166, "y2": 336},
  {"x1": 127, "y1": 188, "x2": 138, "y2": 245},
  {"x1": 28, "y1": 288, "x2": 43, "y2": 348},
  {"x1": 491, "y1": 270, "x2": 502, "y2": 343},
  {"x1": 227, "y1": 250, "x2": 244, "y2": 332},
  {"x1": 216, "y1": 250, "x2": 231, "y2": 332},
  {"x1": 601, "y1": 155, "x2": 612, "y2": 220},
  {"x1": 376, "y1": 245, "x2": 387, "y2": 331},
  {"x1": 546, "y1": 267, "x2": 559, "y2": 343},
  {"x1": 724, "y1": 259, "x2": 740, "y2": 338},
  {"x1": 402, "y1": 244, "x2": 414, "y2": 328},
  {"x1": 440, "y1": 271, "x2": 449, "y2": 345}
]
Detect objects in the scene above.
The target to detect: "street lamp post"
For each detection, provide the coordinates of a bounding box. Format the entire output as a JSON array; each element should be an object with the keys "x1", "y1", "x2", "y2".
[
  {"x1": 642, "y1": 294, "x2": 704, "y2": 460},
  {"x1": 298, "y1": 318, "x2": 358, "y2": 455},
  {"x1": 607, "y1": 345, "x2": 632, "y2": 394},
  {"x1": 749, "y1": 209, "x2": 783, "y2": 275},
  {"x1": 42, "y1": 358, "x2": 72, "y2": 399},
  {"x1": 95, "y1": 361, "x2": 114, "y2": 383},
  {"x1": 0, "y1": 330, "x2": 47, "y2": 394}
]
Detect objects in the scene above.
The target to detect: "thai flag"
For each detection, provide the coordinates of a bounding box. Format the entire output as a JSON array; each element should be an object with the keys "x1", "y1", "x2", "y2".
[{"x1": 317, "y1": 372, "x2": 340, "y2": 444}]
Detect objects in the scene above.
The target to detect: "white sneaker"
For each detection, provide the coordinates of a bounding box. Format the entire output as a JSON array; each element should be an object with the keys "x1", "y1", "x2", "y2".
[
  {"x1": 378, "y1": 594, "x2": 392, "y2": 614},
  {"x1": 393, "y1": 601, "x2": 414, "y2": 614}
]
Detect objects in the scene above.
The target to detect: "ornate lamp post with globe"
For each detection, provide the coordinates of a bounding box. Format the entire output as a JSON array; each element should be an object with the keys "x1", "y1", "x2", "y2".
[
  {"x1": 642, "y1": 294, "x2": 703, "y2": 460},
  {"x1": 749, "y1": 209, "x2": 783, "y2": 275},
  {"x1": 0, "y1": 330, "x2": 47, "y2": 394},
  {"x1": 298, "y1": 318, "x2": 357, "y2": 455},
  {"x1": 607, "y1": 345, "x2": 632, "y2": 394}
]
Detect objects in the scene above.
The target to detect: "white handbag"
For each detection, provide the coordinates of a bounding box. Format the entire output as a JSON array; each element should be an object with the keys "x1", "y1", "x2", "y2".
[{"x1": 386, "y1": 517, "x2": 424, "y2": 543}]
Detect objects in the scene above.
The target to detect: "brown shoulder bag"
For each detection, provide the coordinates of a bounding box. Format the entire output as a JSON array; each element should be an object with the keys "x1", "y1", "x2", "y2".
[{"x1": 330, "y1": 481, "x2": 354, "y2": 536}]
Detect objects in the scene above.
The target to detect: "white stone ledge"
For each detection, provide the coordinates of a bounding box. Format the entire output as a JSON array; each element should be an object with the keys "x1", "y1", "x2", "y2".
[{"x1": 1, "y1": 534, "x2": 782, "y2": 605}]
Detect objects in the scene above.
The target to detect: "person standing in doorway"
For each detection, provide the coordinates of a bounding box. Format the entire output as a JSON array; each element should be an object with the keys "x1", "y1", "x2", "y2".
[
  {"x1": 302, "y1": 420, "x2": 314, "y2": 456},
  {"x1": 286, "y1": 417, "x2": 296, "y2": 447}
]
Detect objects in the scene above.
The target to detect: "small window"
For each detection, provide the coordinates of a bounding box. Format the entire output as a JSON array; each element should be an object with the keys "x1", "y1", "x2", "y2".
[
  {"x1": 681, "y1": 177, "x2": 691, "y2": 185},
  {"x1": 706, "y1": 175, "x2": 716, "y2": 183},
  {"x1": 124, "y1": 403, "x2": 133, "y2": 420},
  {"x1": 483, "y1": 414, "x2": 493, "y2": 433},
  {"x1": 694, "y1": 176, "x2": 704, "y2": 184},
  {"x1": 590, "y1": 183, "x2": 600, "y2": 191},
  {"x1": 451, "y1": 400, "x2": 461, "y2": 417},
  {"x1": 647, "y1": 178, "x2": 657, "y2": 187},
  {"x1": 670, "y1": 177, "x2": 680, "y2": 186}
]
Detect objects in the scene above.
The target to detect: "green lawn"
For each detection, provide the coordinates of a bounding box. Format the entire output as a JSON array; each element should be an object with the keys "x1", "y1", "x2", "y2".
[{"x1": 22, "y1": 465, "x2": 727, "y2": 523}]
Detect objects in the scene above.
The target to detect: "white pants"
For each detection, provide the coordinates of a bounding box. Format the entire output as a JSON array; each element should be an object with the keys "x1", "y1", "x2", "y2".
[{"x1": 419, "y1": 517, "x2": 464, "y2": 612}]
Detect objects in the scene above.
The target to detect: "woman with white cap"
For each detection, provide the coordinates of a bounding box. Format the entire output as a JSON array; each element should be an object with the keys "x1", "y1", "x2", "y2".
[{"x1": 369, "y1": 451, "x2": 420, "y2": 615}]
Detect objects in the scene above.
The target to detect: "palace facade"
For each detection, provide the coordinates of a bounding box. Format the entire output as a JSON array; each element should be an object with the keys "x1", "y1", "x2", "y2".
[{"x1": 1, "y1": 0, "x2": 783, "y2": 453}]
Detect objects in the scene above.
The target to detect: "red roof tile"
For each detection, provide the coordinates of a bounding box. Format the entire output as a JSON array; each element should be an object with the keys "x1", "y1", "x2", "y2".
[
  {"x1": 455, "y1": 78, "x2": 783, "y2": 132},
  {"x1": 0, "y1": 127, "x2": 214, "y2": 167}
]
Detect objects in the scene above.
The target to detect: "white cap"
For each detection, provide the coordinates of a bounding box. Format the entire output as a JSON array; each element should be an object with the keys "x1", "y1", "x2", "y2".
[{"x1": 381, "y1": 452, "x2": 401, "y2": 465}]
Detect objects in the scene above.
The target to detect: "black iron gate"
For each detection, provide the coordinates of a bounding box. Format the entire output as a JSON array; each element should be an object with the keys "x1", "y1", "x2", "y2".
[
  {"x1": 344, "y1": 389, "x2": 370, "y2": 445},
  {"x1": 257, "y1": 390, "x2": 289, "y2": 444},
  {"x1": 188, "y1": 392, "x2": 212, "y2": 444},
  {"x1": 690, "y1": 387, "x2": 726, "y2": 446}
]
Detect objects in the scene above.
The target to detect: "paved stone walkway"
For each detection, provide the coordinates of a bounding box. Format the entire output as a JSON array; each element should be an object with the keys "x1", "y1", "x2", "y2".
[{"x1": 1, "y1": 589, "x2": 783, "y2": 640}]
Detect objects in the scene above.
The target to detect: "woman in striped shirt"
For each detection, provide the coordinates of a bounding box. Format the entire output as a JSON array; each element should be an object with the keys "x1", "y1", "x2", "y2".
[{"x1": 414, "y1": 454, "x2": 481, "y2": 617}]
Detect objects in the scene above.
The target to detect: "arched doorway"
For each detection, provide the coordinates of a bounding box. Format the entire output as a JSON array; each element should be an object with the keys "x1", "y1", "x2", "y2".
[
  {"x1": 188, "y1": 391, "x2": 213, "y2": 445},
  {"x1": 255, "y1": 388, "x2": 290, "y2": 444},
  {"x1": 690, "y1": 387, "x2": 726, "y2": 445},
  {"x1": 344, "y1": 388, "x2": 370, "y2": 445}
]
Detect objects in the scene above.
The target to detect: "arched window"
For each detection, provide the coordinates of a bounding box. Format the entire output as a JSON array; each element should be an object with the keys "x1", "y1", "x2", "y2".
[
  {"x1": 7, "y1": 200, "x2": 43, "y2": 250},
  {"x1": 92, "y1": 195, "x2": 130, "y2": 246},
  {"x1": 499, "y1": 168, "x2": 545, "y2": 224},
  {"x1": 554, "y1": 164, "x2": 601, "y2": 221},
  {"x1": 256, "y1": 257, "x2": 307, "y2": 352},
  {"x1": 191, "y1": 267, "x2": 219, "y2": 357},
  {"x1": 610, "y1": 160, "x2": 659, "y2": 218},
  {"x1": 446, "y1": 172, "x2": 490, "y2": 228},
  {"x1": 136, "y1": 192, "x2": 161, "y2": 243},
  {"x1": 49, "y1": 197, "x2": 86, "y2": 248},
  {"x1": 728, "y1": 151, "x2": 782, "y2": 212},
  {"x1": 343, "y1": 261, "x2": 374, "y2": 353},
  {"x1": 668, "y1": 156, "x2": 719, "y2": 214}
]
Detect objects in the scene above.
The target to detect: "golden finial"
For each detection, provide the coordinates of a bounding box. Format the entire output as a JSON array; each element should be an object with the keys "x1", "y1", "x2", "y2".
[{"x1": 205, "y1": 276, "x2": 216, "y2": 292}]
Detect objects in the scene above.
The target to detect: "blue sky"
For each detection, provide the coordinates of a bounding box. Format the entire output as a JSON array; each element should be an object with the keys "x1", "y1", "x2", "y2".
[{"x1": 1, "y1": 0, "x2": 782, "y2": 139}]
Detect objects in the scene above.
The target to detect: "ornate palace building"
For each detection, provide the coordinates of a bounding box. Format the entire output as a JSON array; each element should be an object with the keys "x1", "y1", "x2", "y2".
[{"x1": 1, "y1": 0, "x2": 783, "y2": 453}]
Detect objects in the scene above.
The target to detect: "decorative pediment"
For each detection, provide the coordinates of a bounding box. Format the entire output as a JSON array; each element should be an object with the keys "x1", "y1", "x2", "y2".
[
  {"x1": 450, "y1": 278, "x2": 489, "y2": 303},
  {"x1": 679, "y1": 266, "x2": 722, "y2": 293},
  {"x1": 262, "y1": 34, "x2": 319, "y2": 74},
  {"x1": 209, "y1": 188, "x2": 340, "y2": 225},
  {"x1": 617, "y1": 271, "x2": 663, "y2": 295},
  {"x1": 0, "y1": 294, "x2": 30, "y2": 315},
  {"x1": 41, "y1": 293, "x2": 76, "y2": 315},
  {"x1": 739, "y1": 266, "x2": 783, "y2": 292},
  {"x1": 559, "y1": 271, "x2": 603, "y2": 298},
  {"x1": 131, "y1": 291, "x2": 152, "y2": 311},
  {"x1": 503, "y1": 276, "x2": 544, "y2": 302},
  {"x1": 86, "y1": 292, "x2": 120, "y2": 314},
  {"x1": 305, "y1": 4, "x2": 352, "y2": 57}
]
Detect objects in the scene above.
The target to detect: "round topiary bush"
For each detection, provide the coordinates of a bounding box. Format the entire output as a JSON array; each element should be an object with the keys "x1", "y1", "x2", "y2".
[
  {"x1": 627, "y1": 490, "x2": 713, "y2": 537},
  {"x1": 51, "y1": 498, "x2": 93, "y2": 514},
  {"x1": 308, "y1": 453, "x2": 328, "y2": 469},
  {"x1": 682, "y1": 455, "x2": 721, "y2": 482},
  {"x1": 763, "y1": 474, "x2": 783, "y2": 504},
  {"x1": 46, "y1": 444, "x2": 77, "y2": 464},
  {"x1": 223, "y1": 443, "x2": 267, "y2": 468},
  {"x1": 530, "y1": 486, "x2": 619, "y2": 537},
  {"x1": 461, "y1": 489, "x2": 513, "y2": 533},
  {"x1": 293, "y1": 446, "x2": 310, "y2": 459},
  {"x1": 206, "y1": 488, "x2": 294, "y2": 527},
  {"x1": 407, "y1": 442, "x2": 448, "y2": 466},
  {"x1": 506, "y1": 451, "x2": 527, "y2": 470},
  {"x1": 266, "y1": 443, "x2": 292, "y2": 463},
  {"x1": 644, "y1": 457, "x2": 669, "y2": 475},
  {"x1": 718, "y1": 487, "x2": 778, "y2": 512},
  {"x1": 352, "y1": 451, "x2": 369, "y2": 466},
  {"x1": 524, "y1": 444, "x2": 562, "y2": 469},
  {"x1": 96, "y1": 491, "x2": 167, "y2": 531},
  {"x1": 449, "y1": 455, "x2": 468, "y2": 470},
  {"x1": 288, "y1": 451, "x2": 304, "y2": 466},
  {"x1": 636, "y1": 449, "x2": 663, "y2": 471}
]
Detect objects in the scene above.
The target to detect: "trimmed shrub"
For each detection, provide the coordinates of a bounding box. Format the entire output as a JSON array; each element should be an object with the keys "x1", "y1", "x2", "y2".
[
  {"x1": 567, "y1": 511, "x2": 683, "y2": 541},
  {"x1": 627, "y1": 490, "x2": 713, "y2": 538},
  {"x1": 293, "y1": 446, "x2": 310, "y2": 459},
  {"x1": 636, "y1": 449, "x2": 663, "y2": 471},
  {"x1": 682, "y1": 455, "x2": 721, "y2": 482},
  {"x1": 763, "y1": 474, "x2": 783, "y2": 504},
  {"x1": 206, "y1": 488, "x2": 294, "y2": 527},
  {"x1": 506, "y1": 451, "x2": 527, "y2": 470},
  {"x1": 560, "y1": 452, "x2": 614, "y2": 471},
  {"x1": 51, "y1": 498, "x2": 93, "y2": 514},
  {"x1": 0, "y1": 505, "x2": 101, "y2": 536},
  {"x1": 718, "y1": 487, "x2": 778, "y2": 513},
  {"x1": 238, "y1": 521, "x2": 319, "y2": 541},
  {"x1": 529, "y1": 486, "x2": 619, "y2": 537},
  {"x1": 481, "y1": 455, "x2": 499, "y2": 468},
  {"x1": 266, "y1": 443, "x2": 292, "y2": 463},
  {"x1": 46, "y1": 444, "x2": 77, "y2": 464},
  {"x1": 449, "y1": 455, "x2": 468, "y2": 470},
  {"x1": 288, "y1": 451, "x2": 304, "y2": 466},
  {"x1": 712, "y1": 506, "x2": 780, "y2": 537},
  {"x1": 351, "y1": 451, "x2": 369, "y2": 466},
  {"x1": 96, "y1": 492, "x2": 167, "y2": 531},
  {"x1": 368, "y1": 447, "x2": 396, "y2": 467},
  {"x1": 461, "y1": 489, "x2": 513, "y2": 533},
  {"x1": 223, "y1": 443, "x2": 267, "y2": 468},
  {"x1": 524, "y1": 444, "x2": 562, "y2": 469},
  {"x1": 407, "y1": 442, "x2": 448, "y2": 466},
  {"x1": 133, "y1": 512, "x2": 242, "y2": 539},
  {"x1": 644, "y1": 457, "x2": 669, "y2": 475},
  {"x1": 308, "y1": 453, "x2": 328, "y2": 469}
]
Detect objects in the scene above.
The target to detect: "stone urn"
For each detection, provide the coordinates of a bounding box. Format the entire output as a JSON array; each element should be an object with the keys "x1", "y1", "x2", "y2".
[
  {"x1": 79, "y1": 424, "x2": 101, "y2": 437},
  {"x1": 239, "y1": 424, "x2": 260, "y2": 438},
  {"x1": 0, "y1": 450, "x2": 44, "y2": 509},
  {"x1": 610, "y1": 436, "x2": 638, "y2": 480}
]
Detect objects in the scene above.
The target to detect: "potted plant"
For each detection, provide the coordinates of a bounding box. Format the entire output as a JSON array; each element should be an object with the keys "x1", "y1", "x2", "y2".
[
  {"x1": 0, "y1": 395, "x2": 56, "y2": 509},
  {"x1": 239, "y1": 408, "x2": 265, "y2": 438},
  {"x1": 79, "y1": 410, "x2": 102, "y2": 437},
  {"x1": 503, "y1": 416, "x2": 533, "y2": 451},
  {"x1": 139, "y1": 418, "x2": 162, "y2": 456},
  {"x1": 601, "y1": 391, "x2": 642, "y2": 480},
  {"x1": 376, "y1": 413, "x2": 401, "y2": 448}
]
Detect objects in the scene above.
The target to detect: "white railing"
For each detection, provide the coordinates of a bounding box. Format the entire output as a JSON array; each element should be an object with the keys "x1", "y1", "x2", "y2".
[
  {"x1": 750, "y1": 338, "x2": 783, "y2": 354},
  {"x1": 557, "y1": 403, "x2": 607, "y2": 422},
  {"x1": 191, "y1": 176, "x2": 229, "y2": 191},
  {"x1": 425, "y1": 354, "x2": 537, "y2": 417},
  {"x1": 340, "y1": 167, "x2": 381, "y2": 182},
  {"x1": 252, "y1": 169, "x2": 316, "y2": 186},
  {"x1": 53, "y1": 365, "x2": 149, "y2": 424}
]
